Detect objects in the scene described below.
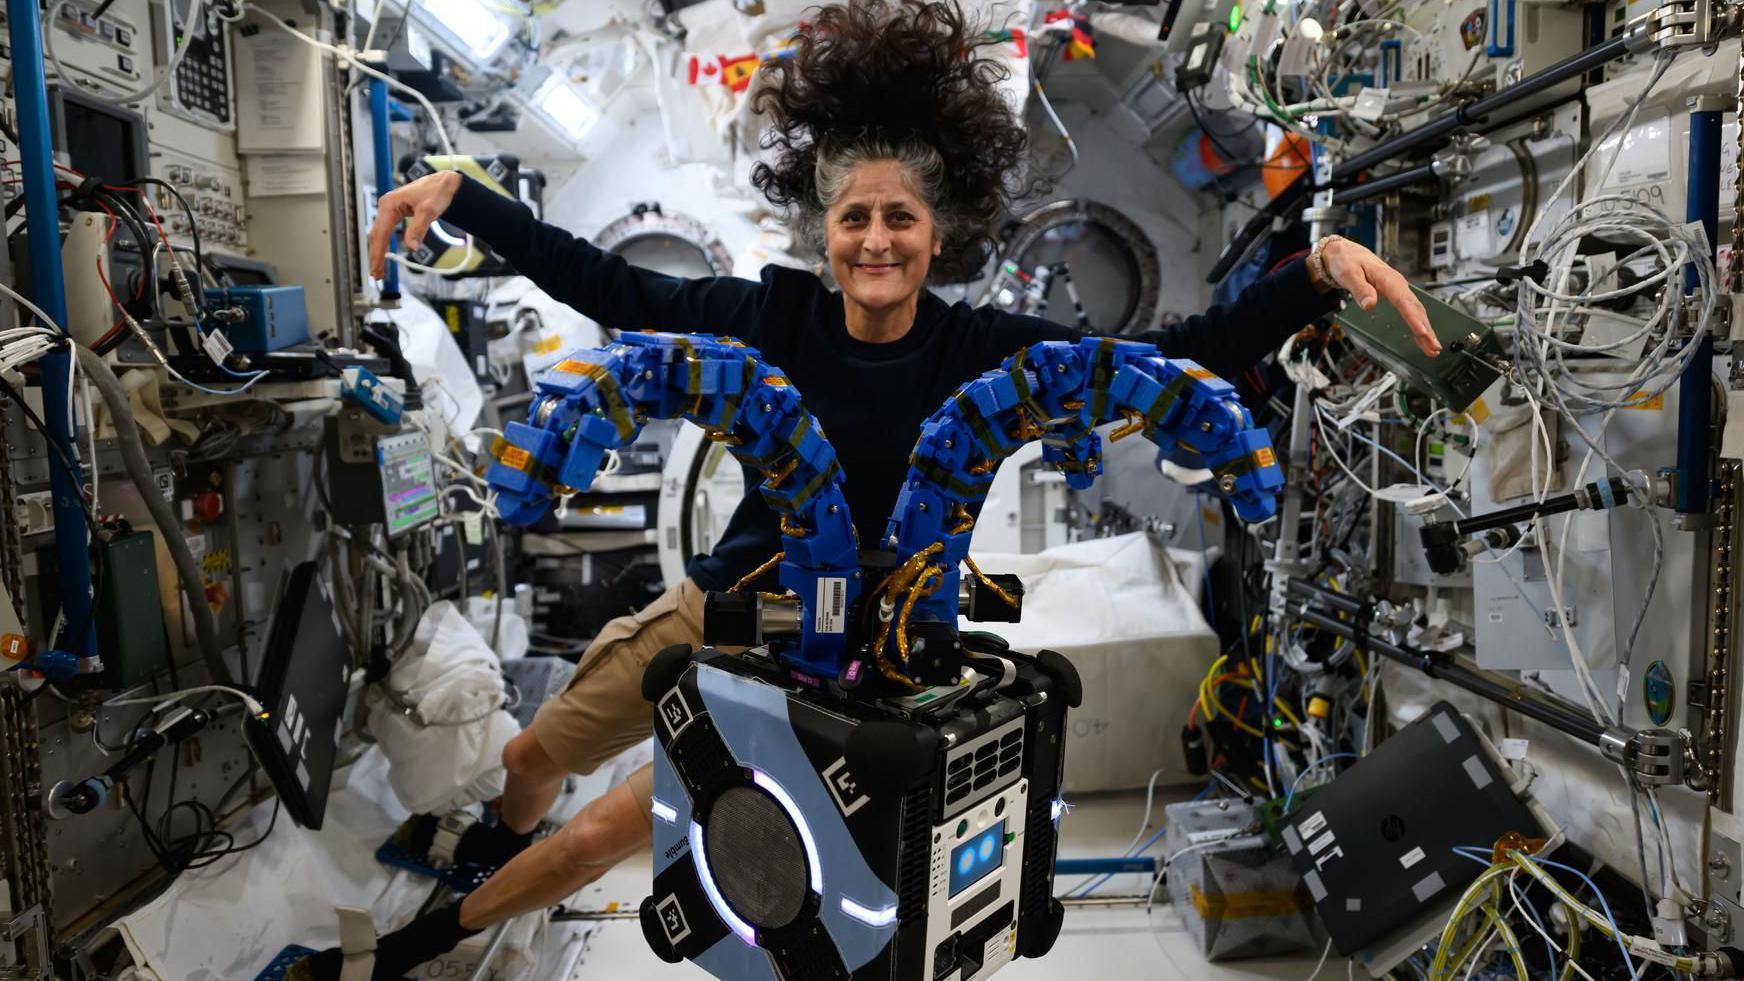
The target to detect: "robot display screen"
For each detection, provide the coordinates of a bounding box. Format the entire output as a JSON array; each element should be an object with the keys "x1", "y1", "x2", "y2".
[{"x1": 949, "y1": 820, "x2": 1007, "y2": 898}]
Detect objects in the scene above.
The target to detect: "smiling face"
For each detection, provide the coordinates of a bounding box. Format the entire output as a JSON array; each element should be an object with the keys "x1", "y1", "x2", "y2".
[{"x1": 824, "y1": 159, "x2": 942, "y2": 316}]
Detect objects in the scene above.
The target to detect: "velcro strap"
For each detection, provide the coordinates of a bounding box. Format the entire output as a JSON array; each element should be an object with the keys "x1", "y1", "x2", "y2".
[
  {"x1": 336, "y1": 906, "x2": 377, "y2": 981},
  {"x1": 429, "y1": 812, "x2": 473, "y2": 867}
]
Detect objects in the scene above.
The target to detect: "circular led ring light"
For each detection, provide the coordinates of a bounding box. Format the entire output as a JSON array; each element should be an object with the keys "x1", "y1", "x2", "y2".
[{"x1": 999, "y1": 199, "x2": 1161, "y2": 336}]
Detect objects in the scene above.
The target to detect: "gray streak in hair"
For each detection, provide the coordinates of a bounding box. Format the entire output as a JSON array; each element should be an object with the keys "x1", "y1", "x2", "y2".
[{"x1": 796, "y1": 139, "x2": 951, "y2": 263}]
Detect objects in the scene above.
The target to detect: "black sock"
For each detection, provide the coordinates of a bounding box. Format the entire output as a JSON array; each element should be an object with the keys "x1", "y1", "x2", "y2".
[
  {"x1": 293, "y1": 903, "x2": 481, "y2": 981},
  {"x1": 453, "y1": 820, "x2": 533, "y2": 868}
]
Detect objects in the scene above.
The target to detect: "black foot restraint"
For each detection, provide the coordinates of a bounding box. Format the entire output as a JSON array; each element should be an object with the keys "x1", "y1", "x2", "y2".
[
  {"x1": 375, "y1": 810, "x2": 531, "y2": 892},
  {"x1": 266, "y1": 903, "x2": 479, "y2": 981}
]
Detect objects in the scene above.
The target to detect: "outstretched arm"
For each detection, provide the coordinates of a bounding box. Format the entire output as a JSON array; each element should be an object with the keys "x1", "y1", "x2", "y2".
[
  {"x1": 367, "y1": 172, "x2": 766, "y2": 340},
  {"x1": 1135, "y1": 241, "x2": 1437, "y2": 378}
]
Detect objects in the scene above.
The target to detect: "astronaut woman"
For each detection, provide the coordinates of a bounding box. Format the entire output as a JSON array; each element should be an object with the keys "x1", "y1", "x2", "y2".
[{"x1": 297, "y1": 2, "x2": 1435, "y2": 976}]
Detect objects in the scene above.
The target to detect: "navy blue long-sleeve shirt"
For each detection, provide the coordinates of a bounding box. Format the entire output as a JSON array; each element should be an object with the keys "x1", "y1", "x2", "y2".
[{"x1": 445, "y1": 177, "x2": 1336, "y2": 591}]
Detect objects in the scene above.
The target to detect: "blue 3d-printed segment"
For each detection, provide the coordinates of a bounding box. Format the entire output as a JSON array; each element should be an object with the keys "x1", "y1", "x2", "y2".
[
  {"x1": 881, "y1": 338, "x2": 1283, "y2": 668},
  {"x1": 484, "y1": 333, "x2": 860, "y2": 676}
]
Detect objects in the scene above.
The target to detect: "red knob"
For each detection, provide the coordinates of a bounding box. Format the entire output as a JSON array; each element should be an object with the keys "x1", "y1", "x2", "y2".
[{"x1": 193, "y1": 490, "x2": 223, "y2": 523}]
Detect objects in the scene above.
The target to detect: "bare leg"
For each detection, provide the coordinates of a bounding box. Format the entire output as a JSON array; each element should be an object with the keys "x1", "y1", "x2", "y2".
[
  {"x1": 292, "y1": 780, "x2": 651, "y2": 981},
  {"x1": 458, "y1": 779, "x2": 651, "y2": 931},
  {"x1": 498, "y1": 728, "x2": 568, "y2": 833}
]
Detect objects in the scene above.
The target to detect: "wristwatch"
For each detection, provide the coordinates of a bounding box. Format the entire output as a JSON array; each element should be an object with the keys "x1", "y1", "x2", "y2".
[{"x1": 1306, "y1": 235, "x2": 1343, "y2": 293}]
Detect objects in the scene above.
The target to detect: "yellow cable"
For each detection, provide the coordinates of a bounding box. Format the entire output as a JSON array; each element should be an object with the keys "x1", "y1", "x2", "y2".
[
  {"x1": 868, "y1": 543, "x2": 946, "y2": 668},
  {"x1": 1504, "y1": 851, "x2": 1701, "y2": 972},
  {"x1": 1428, "y1": 864, "x2": 1513, "y2": 978},
  {"x1": 1477, "y1": 901, "x2": 1531, "y2": 980},
  {"x1": 1272, "y1": 697, "x2": 1304, "y2": 728},
  {"x1": 963, "y1": 555, "x2": 1020, "y2": 609},
  {"x1": 1205, "y1": 685, "x2": 1267, "y2": 738},
  {"x1": 895, "y1": 566, "x2": 945, "y2": 662},
  {"x1": 729, "y1": 552, "x2": 784, "y2": 593}
]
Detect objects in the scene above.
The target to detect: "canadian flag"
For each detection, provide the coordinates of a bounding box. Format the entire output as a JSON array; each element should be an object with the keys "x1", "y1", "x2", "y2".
[{"x1": 686, "y1": 53, "x2": 762, "y2": 92}]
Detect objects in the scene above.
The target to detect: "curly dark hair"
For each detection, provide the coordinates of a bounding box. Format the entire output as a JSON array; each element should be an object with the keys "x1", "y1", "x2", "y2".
[{"x1": 749, "y1": 0, "x2": 1035, "y2": 282}]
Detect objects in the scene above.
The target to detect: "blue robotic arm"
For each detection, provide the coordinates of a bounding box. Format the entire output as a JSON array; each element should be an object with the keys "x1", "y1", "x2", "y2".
[
  {"x1": 873, "y1": 338, "x2": 1284, "y2": 683},
  {"x1": 485, "y1": 332, "x2": 861, "y2": 675}
]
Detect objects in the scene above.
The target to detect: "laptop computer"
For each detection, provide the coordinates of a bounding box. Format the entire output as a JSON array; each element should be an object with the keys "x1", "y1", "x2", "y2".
[
  {"x1": 246, "y1": 561, "x2": 349, "y2": 830},
  {"x1": 1283, "y1": 701, "x2": 1543, "y2": 954}
]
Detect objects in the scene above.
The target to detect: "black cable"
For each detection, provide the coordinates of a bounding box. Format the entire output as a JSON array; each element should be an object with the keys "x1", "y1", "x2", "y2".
[
  {"x1": 92, "y1": 188, "x2": 210, "y2": 356},
  {"x1": 1189, "y1": 87, "x2": 1262, "y2": 143},
  {"x1": 60, "y1": 188, "x2": 160, "y2": 352},
  {"x1": 119, "y1": 176, "x2": 206, "y2": 305},
  {"x1": 120, "y1": 706, "x2": 284, "y2": 874},
  {"x1": 1183, "y1": 89, "x2": 1308, "y2": 176},
  {"x1": 0, "y1": 369, "x2": 108, "y2": 653},
  {"x1": 0, "y1": 371, "x2": 97, "y2": 532}
]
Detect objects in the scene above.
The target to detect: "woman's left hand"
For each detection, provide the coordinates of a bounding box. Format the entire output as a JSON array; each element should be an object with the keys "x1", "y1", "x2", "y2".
[{"x1": 1316, "y1": 238, "x2": 1441, "y2": 357}]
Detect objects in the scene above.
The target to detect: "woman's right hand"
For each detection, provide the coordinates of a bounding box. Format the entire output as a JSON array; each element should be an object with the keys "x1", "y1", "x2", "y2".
[{"x1": 368, "y1": 170, "x2": 463, "y2": 280}]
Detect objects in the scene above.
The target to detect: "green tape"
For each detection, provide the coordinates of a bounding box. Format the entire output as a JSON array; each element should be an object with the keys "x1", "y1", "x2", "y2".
[
  {"x1": 1144, "y1": 374, "x2": 1196, "y2": 431},
  {"x1": 581, "y1": 364, "x2": 636, "y2": 441},
  {"x1": 912, "y1": 456, "x2": 984, "y2": 499},
  {"x1": 672, "y1": 336, "x2": 703, "y2": 395},
  {"x1": 1089, "y1": 337, "x2": 1117, "y2": 422},
  {"x1": 1008, "y1": 346, "x2": 1033, "y2": 402},
  {"x1": 787, "y1": 459, "x2": 840, "y2": 510},
  {"x1": 954, "y1": 392, "x2": 1005, "y2": 457},
  {"x1": 1215, "y1": 456, "x2": 1256, "y2": 479}
]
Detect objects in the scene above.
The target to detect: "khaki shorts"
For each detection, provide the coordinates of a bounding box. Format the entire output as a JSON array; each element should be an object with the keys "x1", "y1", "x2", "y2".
[{"x1": 529, "y1": 578, "x2": 705, "y2": 822}]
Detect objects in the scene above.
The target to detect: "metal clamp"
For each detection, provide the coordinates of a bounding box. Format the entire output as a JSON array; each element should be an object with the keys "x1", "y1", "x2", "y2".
[
  {"x1": 1599, "y1": 725, "x2": 1688, "y2": 785},
  {"x1": 1639, "y1": 0, "x2": 1740, "y2": 49}
]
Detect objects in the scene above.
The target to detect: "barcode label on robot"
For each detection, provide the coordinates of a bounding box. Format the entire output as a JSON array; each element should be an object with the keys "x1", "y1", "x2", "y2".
[{"x1": 816, "y1": 577, "x2": 846, "y2": 634}]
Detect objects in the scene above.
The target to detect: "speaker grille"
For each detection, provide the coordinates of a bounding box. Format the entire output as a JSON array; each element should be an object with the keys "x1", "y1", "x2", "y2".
[{"x1": 704, "y1": 785, "x2": 809, "y2": 929}]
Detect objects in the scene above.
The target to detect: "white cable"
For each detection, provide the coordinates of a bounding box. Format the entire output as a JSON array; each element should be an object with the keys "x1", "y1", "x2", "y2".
[
  {"x1": 1032, "y1": 79, "x2": 1078, "y2": 173},
  {"x1": 1470, "y1": 383, "x2": 1555, "y2": 568},
  {"x1": 1305, "y1": 938, "x2": 1335, "y2": 981},
  {"x1": 254, "y1": 8, "x2": 490, "y2": 280},
  {"x1": 1312, "y1": 405, "x2": 1382, "y2": 496},
  {"x1": 1457, "y1": 926, "x2": 1500, "y2": 981},
  {"x1": 1511, "y1": 55, "x2": 1712, "y2": 418},
  {"x1": 44, "y1": 0, "x2": 203, "y2": 108},
  {"x1": 449, "y1": 482, "x2": 500, "y2": 518},
  {"x1": 1507, "y1": 873, "x2": 1600, "y2": 981},
  {"x1": 64, "y1": 339, "x2": 78, "y2": 466},
  {"x1": 1124, "y1": 769, "x2": 1165, "y2": 858},
  {"x1": 1145, "y1": 840, "x2": 1228, "y2": 913},
  {"x1": 1545, "y1": 438, "x2": 1615, "y2": 724},
  {"x1": 80, "y1": 364, "x2": 98, "y2": 514},
  {"x1": 0, "y1": 281, "x2": 65, "y2": 332},
  {"x1": 253, "y1": 7, "x2": 454, "y2": 155},
  {"x1": 1415, "y1": 407, "x2": 1452, "y2": 481},
  {"x1": 105, "y1": 683, "x2": 264, "y2": 717}
]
